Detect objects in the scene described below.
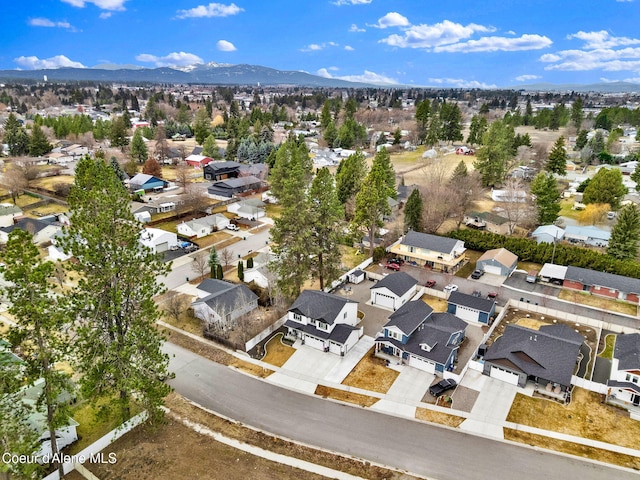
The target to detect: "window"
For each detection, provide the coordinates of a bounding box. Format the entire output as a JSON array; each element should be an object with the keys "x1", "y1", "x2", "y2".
[
  {"x1": 293, "y1": 313, "x2": 301, "y2": 321},
  {"x1": 343, "y1": 312, "x2": 347, "y2": 319},
  {"x1": 318, "y1": 322, "x2": 328, "y2": 331}
]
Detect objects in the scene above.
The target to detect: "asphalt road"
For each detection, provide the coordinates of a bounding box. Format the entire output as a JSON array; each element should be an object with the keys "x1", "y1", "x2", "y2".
[{"x1": 165, "y1": 342, "x2": 637, "y2": 480}]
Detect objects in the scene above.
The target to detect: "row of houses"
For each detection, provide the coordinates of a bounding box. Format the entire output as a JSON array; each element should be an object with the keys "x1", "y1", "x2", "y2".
[{"x1": 532, "y1": 224, "x2": 611, "y2": 248}]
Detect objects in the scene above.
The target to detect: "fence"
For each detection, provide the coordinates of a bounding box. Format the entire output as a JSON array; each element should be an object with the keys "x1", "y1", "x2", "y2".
[
  {"x1": 571, "y1": 376, "x2": 608, "y2": 394},
  {"x1": 327, "y1": 256, "x2": 375, "y2": 291},
  {"x1": 245, "y1": 315, "x2": 287, "y2": 352}
]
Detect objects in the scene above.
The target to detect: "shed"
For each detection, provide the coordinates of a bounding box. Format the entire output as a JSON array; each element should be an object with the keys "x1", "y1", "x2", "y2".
[{"x1": 348, "y1": 269, "x2": 366, "y2": 284}]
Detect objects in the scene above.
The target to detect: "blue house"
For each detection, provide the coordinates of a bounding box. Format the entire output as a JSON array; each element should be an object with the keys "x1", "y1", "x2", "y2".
[
  {"x1": 447, "y1": 291, "x2": 496, "y2": 325},
  {"x1": 129, "y1": 173, "x2": 168, "y2": 193},
  {"x1": 375, "y1": 300, "x2": 466, "y2": 375}
]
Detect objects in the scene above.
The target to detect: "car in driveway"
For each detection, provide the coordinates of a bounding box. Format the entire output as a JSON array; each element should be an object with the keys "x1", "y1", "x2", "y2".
[
  {"x1": 385, "y1": 262, "x2": 401, "y2": 271},
  {"x1": 226, "y1": 224, "x2": 240, "y2": 231},
  {"x1": 444, "y1": 283, "x2": 459, "y2": 294},
  {"x1": 429, "y1": 378, "x2": 457, "y2": 397},
  {"x1": 471, "y1": 269, "x2": 484, "y2": 279},
  {"x1": 183, "y1": 243, "x2": 198, "y2": 253},
  {"x1": 425, "y1": 280, "x2": 436, "y2": 288},
  {"x1": 388, "y1": 257, "x2": 404, "y2": 265}
]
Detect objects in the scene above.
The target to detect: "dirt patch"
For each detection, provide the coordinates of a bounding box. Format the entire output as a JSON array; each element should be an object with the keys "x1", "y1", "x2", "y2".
[
  {"x1": 421, "y1": 294, "x2": 448, "y2": 312},
  {"x1": 507, "y1": 388, "x2": 640, "y2": 450},
  {"x1": 415, "y1": 408, "x2": 465, "y2": 427},
  {"x1": 315, "y1": 385, "x2": 379, "y2": 407},
  {"x1": 230, "y1": 358, "x2": 274, "y2": 378},
  {"x1": 341, "y1": 348, "x2": 399, "y2": 394},
  {"x1": 450, "y1": 385, "x2": 480, "y2": 413},
  {"x1": 558, "y1": 289, "x2": 638, "y2": 316},
  {"x1": 514, "y1": 317, "x2": 548, "y2": 330},
  {"x1": 161, "y1": 327, "x2": 233, "y2": 366},
  {"x1": 504, "y1": 428, "x2": 640, "y2": 470},
  {"x1": 261, "y1": 333, "x2": 296, "y2": 367}
]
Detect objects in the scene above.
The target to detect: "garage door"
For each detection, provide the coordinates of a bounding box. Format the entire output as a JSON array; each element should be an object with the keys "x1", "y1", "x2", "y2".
[
  {"x1": 374, "y1": 292, "x2": 395, "y2": 309},
  {"x1": 483, "y1": 265, "x2": 503, "y2": 276},
  {"x1": 156, "y1": 242, "x2": 169, "y2": 253},
  {"x1": 329, "y1": 341, "x2": 342, "y2": 355},
  {"x1": 453, "y1": 306, "x2": 478, "y2": 323},
  {"x1": 304, "y1": 335, "x2": 325, "y2": 351},
  {"x1": 490, "y1": 366, "x2": 520, "y2": 386},
  {"x1": 408, "y1": 355, "x2": 436, "y2": 374}
]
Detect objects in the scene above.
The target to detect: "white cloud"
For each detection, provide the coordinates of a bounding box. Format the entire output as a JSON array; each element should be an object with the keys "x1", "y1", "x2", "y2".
[
  {"x1": 135, "y1": 51, "x2": 204, "y2": 67},
  {"x1": 99, "y1": 12, "x2": 112, "y2": 19},
  {"x1": 216, "y1": 40, "x2": 236, "y2": 52},
  {"x1": 372, "y1": 12, "x2": 410, "y2": 29},
  {"x1": 344, "y1": 45, "x2": 354, "y2": 51},
  {"x1": 434, "y1": 34, "x2": 552, "y2": 53},
  {"x1": 568, "y1": 30, "x2": 640, "y2": 49},
  {"x1": 317, "y1": 68, "x2": 398, "y2": 85},
  {"x1": 380, "y1": 20, "x2": 494, "y2": 48},
  {"x1": 61, "y1": 0, "x2": 127, "y2": 10},
  {"x1": 301, "y1": 42, "x2": 339, "y2": 52},
  {"x1": 332, "y1": 0, "x2": 372, "y2": 5},
  {"x1": 541, "y1": 46, "x2": 640, "y2": 71},
  {"x1": 14, "y1": 55, "x2": 86, "y2": 69},
  {"x1": 515, "y1": 74, "x2": 541, "y2": 81},
  {"x1": 176, "y1": 3, "x2": 243, "y2": 19},
  {"x1": 349, "y1": 24, "x2": 365, "y2": 33},
  {"x1": 427, "y1": 77, "x2": 497, "y2": 89},
  {"x1": 28, "y1": 18, "x2": 74, "y2": 29}
]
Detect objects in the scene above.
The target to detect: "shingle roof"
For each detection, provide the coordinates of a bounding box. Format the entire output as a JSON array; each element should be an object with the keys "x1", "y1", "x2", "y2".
[
  {"x1": 283, "y1": 319, "x2": 359, "y2": 345},
  {"x1": 477, "y1": 248, "x2": 518, "y2": 269},
  {"x1": 384, "y1": 300, "x2": 434, "y2": 336},
  {"x1": 466, "y1": 211, "x2": 509, "y2": 226},
  {"x1": 193, "y1": 279, "x2": 258, "y2": 314},
  {"x1": 565, "y1": 266, "x2": 640, "y2": 295},
  {"x1": 213, "y1": 176, "x2": 262, "y2": 189},
  {"x1": 289, "y1": 290, "x2": 355, "y2": 325},
  {"x1": 613, "y1": 333, "x2": 640, "y2": 371},
  {"x1": 484, "y1": 324, "x2": 583, "y2": 386},
  {"x1": 371, "y1": 272, "x2": 418, "y2": 297},
  {"x1": 402, "y1": 230, "x2": 461, "y2": 254},
  {"x1": 447, "y1": 291, "x2": 495, "y2": 313}
]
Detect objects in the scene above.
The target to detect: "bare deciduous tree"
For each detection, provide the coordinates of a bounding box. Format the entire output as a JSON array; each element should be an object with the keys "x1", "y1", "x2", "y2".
[
  {"x1": 175, "y1": 188, "x2": 210, "y2": 218},
  {"x1": 175, "y1": 161, "x2": 191, "y2": 193},
  {"x1": 3, "y1": 163, "x2": 28, "y2": 204},
  {"x1": 419, "y1": 161, "x2": 456, "y2": 233},
  {"x1": 164, "y1": 291, "x2": 188, "y2": 324},
  {"x1": 498, "y1": 177, "x2": 534, "y2": 234},
  {"x1": 220, "y1": 248, "x2": 234, "y2": 268},
  {"x1": 192, "y1": 251, "x2": 209, "y2": 279}
]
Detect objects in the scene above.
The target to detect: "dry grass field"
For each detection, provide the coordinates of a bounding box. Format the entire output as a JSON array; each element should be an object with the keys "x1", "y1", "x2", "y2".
[{"x1": 341, "y1": 348, "x2": 400, "y2": 394}]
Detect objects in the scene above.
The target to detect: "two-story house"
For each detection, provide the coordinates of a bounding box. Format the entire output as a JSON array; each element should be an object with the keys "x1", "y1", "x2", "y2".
[
  {"x1": 388, "y1": 230, "x2": 466, "y2": 273},
  {"x1": 607, "y1": 333, "x2": 640, "y2": 411},
  {"x1": 375, "y1": 300, "x2": 466, "y2": 375},
  {"x1": 192, "y1": 279, "x2": 259, "y2": 334},
  {"x1": 284, "y1": 290, "x2": 362, "y2": 355}
]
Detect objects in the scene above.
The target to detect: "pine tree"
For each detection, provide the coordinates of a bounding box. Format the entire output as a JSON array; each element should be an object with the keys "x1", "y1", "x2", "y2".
[
  {"x1": 237, "y1": 260, "x2": 244, "y2": 281},
  {"x1": 59, "y1": 157, "x2": 171, "y2": 424},
  {"x1": 582, "y1": 168, "x2": 627, "y2": 209},
  {"x1": 608, "y1": 204, "x2": 640, "y2": 261},
  {"x1": 335, "y1": 151, "x2": 368, "y2": 204},
  {"x1": 415, "y1": 99, "x2": 431, "y2": 144},
  {"x1": 474, "y1": 120, "x2": 516, "y2": 187},
  {"x1": 530, "y1": 172, "x2": 561, "y2": 225},
  {"x1": 2, "y1": 113, "x2": 29, "y2": 156},
  {"x1": 202, "y1": 134, "x2": 219, "y2": 158},
  {"x1": 438, "y1": 101, "x2": 464, "y2": 144},
  {"x1": 209, "y1": 248, "x2": 220, "y2": 278},
  {"x1": 404, "y1": 188, "x2": 423, "y2": 232},
  {"x1": 546, "y1": 136, "x2": 567, "y2": 176},
  {"x1": 28, "y1": 123, "x2": 52, "y2": 157},
  {"x1": 193, "y1": 107, "x2": 211, "y2": 145},
  {"x1": 109, "y1": 116, "x2": 129, "y2": 151},
  {"x1": 130, "y1": 128, "x2": 148, "y2": 163}
]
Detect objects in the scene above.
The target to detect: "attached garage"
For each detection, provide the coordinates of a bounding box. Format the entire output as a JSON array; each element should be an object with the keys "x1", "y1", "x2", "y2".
[
  {"x1": 482, "y1": 264, "x2": 503, "y2": 276},
  {"x1": 329, "y1": 341, "x2": 342, "y2": 355},
  {"x1": 155, "y1": 242, "x2": 169, "y2": 253},
  {"x1": 304, "y1": 335, "x2": 325, "y2": 351},
  {"x1": 490, "y1": 366, "x2": 520, "y2": 386},
  {"x1": 408, "y1": 354, "x2": 436, "y2": 374},
  {"x1": 374, "y1": 292, "x2": 396, "y2": 310},
  {"x1": 451, "y1": 305, "x2": 478, "y2": 323}
]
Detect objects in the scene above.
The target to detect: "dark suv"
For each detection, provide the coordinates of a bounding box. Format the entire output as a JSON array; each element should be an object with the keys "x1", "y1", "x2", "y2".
[
  {"x1": 471, "y1": 269, "x2": 484, "y2": 279},
  {"x1": 429, "y1": 378, "x2": 457, "y2": 397}
]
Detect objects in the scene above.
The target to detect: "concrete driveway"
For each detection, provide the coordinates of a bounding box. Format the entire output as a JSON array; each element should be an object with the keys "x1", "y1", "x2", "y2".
[{"x1": 334, "y1": 280, "x2": 390, "y2": 337}]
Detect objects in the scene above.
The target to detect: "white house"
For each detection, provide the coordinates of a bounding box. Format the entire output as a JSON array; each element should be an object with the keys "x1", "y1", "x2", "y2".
[
  {"x1": 0, "y1": 203, "x2": 22, "y2": 227},
  {"x1": 227, "y1": 199, "x2": 266, "y2": 220},
  {"x1": 139, "y1": 227, "x2": 178, "y2": 254},
  {"x1": 243, "y1": 251, "x2": 275, "y2": 289},
  {"x1": 370, "y1": 272, "x2": 418, "y2": 311},
  {"x1": 284, "y1": 290, "x2": 362, "y2": 355},
  {"x1": 177, "y1": 214, "x2": 230, "y2": 238},
  {"x1": 607, "y1": 333, "x2": 640, "y2": 412},
  {"x1": 192, "y1": 279, "x2": 259, "y2": 332}
]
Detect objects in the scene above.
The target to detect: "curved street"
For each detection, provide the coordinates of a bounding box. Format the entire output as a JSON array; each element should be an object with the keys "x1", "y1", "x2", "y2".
[{"x1": 165, "y1": 342, "x2": 637, "y2": 480}]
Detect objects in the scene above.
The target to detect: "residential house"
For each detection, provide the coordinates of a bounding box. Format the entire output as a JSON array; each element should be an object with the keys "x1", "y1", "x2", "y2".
[
  {"x1": 607, "y1": 333, "x2": 640, "y2": 411},
  {"x1": 284, "y1": 290, "x2": 362, "y2": 355},
  {"x1": 491, "y1": 189, "x2": 529, "y2": 203},
  {"x1": 203, "y1": 161, "x2": 241, "y2": 181},
  {"x1": 475, "y1": 248, "x2": 518, "y2": 277},
  {"x1": 383, "y1": 197, "x2": 400, "y2": 221},
  {"x1": 370, "y1": 272, "x2": 418, "y2": 310},
  {"x1": 47, "y1": 230, "x2": 72, "y2": 261},
  {"x1": 482, "y1": 323, "x2": 583, "y2": 398},
  {"x1": 177, "y1": 214, "x2": 230, "y2": 238},
  {"x1": 397, "y1": 184, "x2": 420, "y2": 203},
  {"x1": 531, "y1": 225, "x2": 565, "y2": 244},
  {"x1": 564, "y1": 225, "x2": 611, "y2": 247},
  {"x1": 139, "y1": 227, "x2": 178, "y2": 254},
  {"x1": 0, "y1": 217, "x2": 62, "y2": 245},
  {"x1": 129, "y1": 173, "x2": 168, "y2": 193},
  {"x1": 388, "y1": 230, "x2": 466, "y2": 273},
  {"x1": 238, "y1": 163, "x2": 268, "y2": 180},
  {"x1": 464, "y1": 211, "x2": 510, "y2": 235},
  {"x1": 227, "y1": 198, "x2": 266, "y2": 220},
  {"x1": 375, "y1": 300, "x2": 466, "y2": 374},
  {"x1": 243, "y1": 251, "x2": 275, "y2": 289},
  {"x1": 0, "y1": 203, "x2": 22, "y2": 227},
  {"x1": 185, "y1": 154, "x2": 214, "y2": 169},
  {"x1": 447, "y1": 291, "x2": 497, "y2": 325},
  {"x1": 192, "y1": 279, "x2": 259, "y2": 331},
  {"x1": 563, "y1": 265, "x2": 640, "y2": 303},
  {"x1": 208, "y1": 176, "x2": 263, "y2": 199}
]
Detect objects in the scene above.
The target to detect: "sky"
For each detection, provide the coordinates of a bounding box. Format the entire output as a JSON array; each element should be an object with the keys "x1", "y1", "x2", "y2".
[{"x1": 1, "y1": 0, "x2": 640, "y2": 88}]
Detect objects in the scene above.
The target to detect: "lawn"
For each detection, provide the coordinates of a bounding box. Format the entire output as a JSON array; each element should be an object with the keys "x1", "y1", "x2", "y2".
[
  {"x1": 265, "y1": 203, "x2": 282, "y2": 219},
  {"x1": 455, "y1": 249, "x2": 483, "y2": 278},
  {"x1": 415, "y1": 408, "x2": 465, "y2": 428},
  {"x1": 421, "y1": 294, "x2": 448, "y2": 312},
  {"x1": 341, "y1": 348, "x2": 399, "y2": 394},
  {"x1": 598, "y1": 334, "x2": 616, "y2": 359},
  {"x1": 558, "y1": 289, "x2": 638, "y2": 316},
  {"x1": 30, "y1": 175, "x2": 75, "y2": 191},
  {"x1": 315, "y1": 385, "x2": 379, "y2": 407},
  {"x1": 339, "y1": 245, "x2": 367, "y2": 270},
  {"x1": 506, "y1": 387, "x2": 640, "y2": 450},
  {"x1": 261, "y1": 333, "x2": 296, "y2": 367}
]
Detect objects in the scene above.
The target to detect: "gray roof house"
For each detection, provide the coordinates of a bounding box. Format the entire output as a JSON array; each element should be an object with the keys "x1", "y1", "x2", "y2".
[
  {"x1": 389, "y1": 230, "x2": 466, "y2": 273},
  {"x1": 607, "y1": 333, "x2": 640, "y2": 411},
  {"x1": 475, "y1": 248, "x2": 518, "y2": 277},
  {"x1": 447, "y1": 291, "x2": 497, "y2": 325},
  {"x1": 375, "y1": 300, "x2": 466, "y2": 375},
  {"x1": 284, "y1": 290, "x2": 362, "y2": 355},
  {"x1": 483, "y1": 324, "x2": 583, "y2": 397},
  {"x1": 370, "y1": 272, "x2": 418, "y2": 311},
  {"x1": 207, "y1": 176, "x2": 263, "y2": 198},
  {"x1": 0, "y1": 203, "x2": 23, "y2": 227}
]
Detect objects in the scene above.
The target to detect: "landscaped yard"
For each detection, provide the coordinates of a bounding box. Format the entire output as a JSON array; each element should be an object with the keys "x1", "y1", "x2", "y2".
[
  {"x1": 341, "y1": 348, "x2": 399, "y2": 394},
  {"x1": 415, "y1": 408, "x2": 465, "y2": 427},
  {"x1": 421, "y1": 294, "x2": 448, "y2": 312},
  {"x1": 598, "y1": 334, "x2": 615, "y2": 359},
  {"x1": 314, "y1": 385, "x2": 379, "y2": 407},
  {"x1": 261, "y1": 333, "x2": 296, "y2": 367},
  {"x1": 558, "y1": 289, "x2": 638, "y2": 316}
]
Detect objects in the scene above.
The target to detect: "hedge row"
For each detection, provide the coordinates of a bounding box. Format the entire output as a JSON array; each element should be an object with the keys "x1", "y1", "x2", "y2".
[{"x1": 448, "y1": 229, "x2": 640, "y2": 279}]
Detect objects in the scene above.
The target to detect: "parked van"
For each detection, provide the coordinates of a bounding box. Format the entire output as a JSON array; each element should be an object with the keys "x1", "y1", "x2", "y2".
[{"x1": 526, "y1": 270, "x2": 538, "y2": 283}]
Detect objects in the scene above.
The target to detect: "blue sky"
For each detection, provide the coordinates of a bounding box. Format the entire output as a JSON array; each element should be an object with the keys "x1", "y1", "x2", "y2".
[{"x1": 2, "y1": 0, "x2": 639, "y2": 87}]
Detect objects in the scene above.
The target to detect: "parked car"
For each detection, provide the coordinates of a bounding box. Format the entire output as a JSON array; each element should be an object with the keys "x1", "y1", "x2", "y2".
[
  {"x1": 607, "y1": 211, "x2": 616, "y2": 220},
  {"x1": 425, "y1": 280, "x2": 436, "y2": 288},
  {"x1": 388, "y1": 257, "x2": 404, "y2": 265},
  {"x1": 526, "y1": 270, "x2": 538, "y2": 283},
  {"x1": 444, "y1": 283, "x2": 459, "y2": 294},
  {"x1": 429, "y1": 378, "x2": 457, "y2": 397},
  {"x1": 471, "y1": 269, "x2": 484, "y2": 279},
  {"x1": 385, "y1": 262, "x2": 401, "y2": 271},
  {"x1": 183, "y1": 243, "x2": 198, "y2": 253},
  {"x1": 472, "y1": 290, "x2": 482, "y2": 297},
  {"x1": 487, "y1": 292, "x2": 498, "y2": 299},
  {"x1": 226, "y1": 224, "x2": 240, "y2": 231}
]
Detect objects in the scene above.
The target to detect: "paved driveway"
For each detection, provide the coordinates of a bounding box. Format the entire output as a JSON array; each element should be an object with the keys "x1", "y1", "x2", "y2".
[{"x1": 334, "y1": 280, "x2": 390, "y2": 337}]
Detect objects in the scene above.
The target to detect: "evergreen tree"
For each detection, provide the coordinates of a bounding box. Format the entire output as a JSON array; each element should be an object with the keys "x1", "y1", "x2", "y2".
[
  {"x1": 323, "y1": 120, "x2": 338, "y2": 147},
  {"x1": 202, "y1": 134, "x2": 220, "y2": 158},
  {"x1": 474, "y1": 120, "x2": 516, "y2": 187},
  {"x1": 438, "y1": 101, "x2": 463, "y2": 144},
  {"x1": 530, "y1": 172, "x2": 561, "y2": 225},
  {"x1": 571, "y1": 97, "x2": 584, "y2": 130},
  {"x1": 209, "y1": 248, "x2": 220, "y2": 279},
  {"x1": 28, "y1": 123, "x2": 52, "y2": 157},
  {"x1": 110, "y1": 156, "x2": 127, "y2": 182},
  {"x1": 335, "y1": 151, "x2": 368, "y2": 205},
  {"x1": 404, "y1": 188, "x2": 423, "y2": 232},
  {"x1": 546, "y1": 136, "x2": 568, "y2": 176},
  {"x1": 582, "y1": 168, "x2": 628, "y2": 209},
  {"x1": 109, "y1": 116, "x2": 129, "y2": 151},
  {"x1": 575, "y1": 129, "x2": 589, "y2": 151},
  {"x1": 59, "y1": 156, "x2": 171, "y2": 424},
  {"x1": 425, "y1": 112, "x2": 441, "y2": 147},
  {"x1": 608, "y1": 204, "x2": 640, "y2": 261},
  {"x1": 130, "y1": 128, "x2": 148, "y2": 163},
  {"x1": 320, "y1": 100, "x2": 332, "y2": 130},
  {"x1": 3, "y1": 229, "x2": 72, "y2": 478},
  {"x1": 193, "y1": 107, "x2": 211, "y2": 145},
  {"x1": 415, "y1": 99, "x2": 431, "y2": 144},
  {"x1": 373, "y1": 147, "x2": 396, "y2": 199},
  {"x1": 237, "y1": 260, "x2": 244, "y2": 281},
  {"x1": 466, "y1": 114, "x2": 488, "y2": 146},
  {"x1": 3, "y1": 113, "x2": 29, "y2": 156},
  {"x1": 309, "y1": 167, "x2": 344, "y2": 290},
  {"x1": 631, "y1": 163, "x2": 640, "y2": 192}
]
